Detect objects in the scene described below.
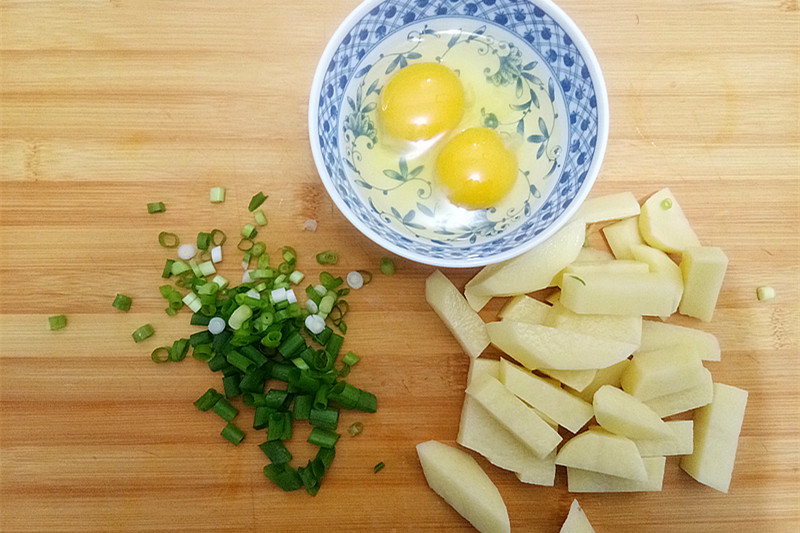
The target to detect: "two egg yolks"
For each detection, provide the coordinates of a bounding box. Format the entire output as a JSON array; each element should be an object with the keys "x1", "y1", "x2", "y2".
[{"x1": 378, "y1": 62, "x2": 517, "y2": 209}]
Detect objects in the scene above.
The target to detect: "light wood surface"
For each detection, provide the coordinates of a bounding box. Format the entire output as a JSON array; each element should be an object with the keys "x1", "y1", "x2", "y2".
[{"x1": 1, "y1": 1, "x2": 798, "y2": 531}]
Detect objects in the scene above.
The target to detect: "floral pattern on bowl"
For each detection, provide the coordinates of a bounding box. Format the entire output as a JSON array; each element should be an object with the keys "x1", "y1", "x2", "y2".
[{"x1": 310, "y1": 0, "x2": 608, "y2": 267}]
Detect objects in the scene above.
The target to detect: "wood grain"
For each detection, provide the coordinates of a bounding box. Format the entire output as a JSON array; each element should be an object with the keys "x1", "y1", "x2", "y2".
[{"x1": 1, "y1": 1, "x2": 798, "y2": 531}]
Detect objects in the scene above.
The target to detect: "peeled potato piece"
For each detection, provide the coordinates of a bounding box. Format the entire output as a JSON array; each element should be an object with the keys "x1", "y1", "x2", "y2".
[
  {"x1": 425, "y1": 269, "x2": 489, "y2": 358},
  {"x1": 567, "y1": 456, "x2": 666, "y2": 493},
  {"x1": 559, "y1": 499, "x2": 596, "y2": 532},
  {"x1": 556, "y1": 428, "x2": 648, "y2": 482},
  {"x1": 417, "y1": 440, "x2": 511, "y2": 533},
  {"x1": 571, "y1": 191, "x2": 641, "y2": 224},
  {"x1": 679, "y1": 246, "x2": 729, "y2": 322},
  {"x1": 593, "y1": 385, "x2": 673, "y2": 440},
  {"x1": 639, "y1": 320, "x2": 721, "y2": 362},
  {"x1": 603, "y1": 216, "x2": 644, "y2": 260},
  {"x1": 465, "y1": 220, "x2": 585, "y2": 297},
  {"x1": 638, "y1": 188, "x2": 701, "y2": 253},
  {"x1": 680, "y1": 383, "x2": 748, "y2": 493}
]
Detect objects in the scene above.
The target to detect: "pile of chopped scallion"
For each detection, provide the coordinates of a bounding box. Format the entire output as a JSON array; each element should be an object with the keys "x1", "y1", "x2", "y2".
[{"x1": 147, "y1": 191, "x2": 378, "y2": 495}]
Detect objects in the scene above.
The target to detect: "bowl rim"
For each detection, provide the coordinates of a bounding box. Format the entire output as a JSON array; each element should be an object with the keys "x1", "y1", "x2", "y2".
[{"x1": 308, "y1": 0, "x2": 609, "y2": 268}]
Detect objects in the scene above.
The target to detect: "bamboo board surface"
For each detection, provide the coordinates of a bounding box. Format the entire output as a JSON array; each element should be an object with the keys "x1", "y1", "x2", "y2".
[{"x1": 1, "y1": 1, "x2": 799, "y2": 531}]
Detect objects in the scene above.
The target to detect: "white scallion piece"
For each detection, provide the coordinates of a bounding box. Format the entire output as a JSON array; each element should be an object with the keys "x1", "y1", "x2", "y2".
[
  {"x1": 347, "y1": 271, "x2": 364, "y2": 290},
  {"x1": 242, "y1": 270, "x2": 254, "y2": 283},
  {"x1": 178, "y1": 244, "x2": 197, "y2": 260},
  {"x1": 314, "y1": 284, "x2": 327, "y2": 296},
  {"x1": 306, "y1": 300, "x2": 319, "y2": 313},
  {"x1": 211, "y1": 246, "x2": 223, "y2": 263},
  {"x1": 757, "y1": 286, "x2": 775, "y2": 301},
  {"x1": 198, "y1": 261, "x2": 216, "y2": 276},
  {"x1": 286, "y1": 289, "x2": 297, "y2": 304},
  {"x1": 305, "y1": 314, "x2": 325, "y2": 334},
  {"x1": 303, "y1": 219, "x2": 318, "y2": 232},
  {"x1": 289, "y1": 271, "x2": 305, "y2": 285},
  {"x1": 208, "y1": 317, "x2": 226, "y2": 335},
  {"x1": 246, "y1": 289, "x2": 261, "y2": 300},
  {"x1": 271, "y1": 288, "x2": 287, "y2": 303},
  {"x1": 182, "y1": 292, "x2": 201, "y2": 313}
]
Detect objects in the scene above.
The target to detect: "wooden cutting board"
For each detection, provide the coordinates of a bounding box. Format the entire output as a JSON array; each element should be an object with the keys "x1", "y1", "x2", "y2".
[{"x1": 1, "y1": 1, "x2": 798, "y2": 531}]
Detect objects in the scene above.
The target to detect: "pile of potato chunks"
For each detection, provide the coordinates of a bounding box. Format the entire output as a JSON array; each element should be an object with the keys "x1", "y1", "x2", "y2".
[{"x1": 419, "y1": 189, "x2": 748, "y2": 533}]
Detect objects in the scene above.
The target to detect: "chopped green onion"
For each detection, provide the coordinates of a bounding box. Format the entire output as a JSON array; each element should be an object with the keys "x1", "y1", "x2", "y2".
[
  {"x1": 374, "y1": 461, "x2": 385, "y2": 474},
  {"x1": 569, "y1": 274, "x2": 587, "y2": 286},
  {"x1": 194, "y1": 388, "x2": 222, "y2": 411},
  {"x1": 357, "y1": 270, "x2": 373, "y2": 285},
  {"x1": 348, "y1": 422, "x2": 363, "y2": 436},
  {"x1": 197, "y1": 232, "x2": 212, "y2": 250},
  {"x1": 210, "y1": 187, "x2": 226, "y2": 203},
  {"x1": 222, "y1": 374, "x2": 241, "y2": 398},
  {"x1": 158, "y1": 232, "x2": 180, "y2": 248},
  {"x1": 162, "y1": 259, "x2": 174, "y2": 278},
  {"x1": 228, "y1": 304, "x2": 253, "y2": 330},
  {"x1": 151, "y1": 346, "x2": 170, "y2": 364},
  {"x1": 292, "y1": 395, "x2": 313, "y2": 420},
  {"x1": 319, "y1": 272, "x2": 343, "y2": 290},
  {"x1": 132, "y1": 324, "x2": 154, "y2": 343},
  {"x1": 237, "y1": 238, "x2": 254, "y2": 252},
  {"x1": 210, "y1": 229, "x2": 227, "y2": 246},
  {"x1": 254, "y1": 209, "x2": 268, "y2": 226},
  {"x1": 342, "y1": 351, "x2": 360, "y2": 367},
  {"x1": 661, "y1": 198, "x2": 673, "y2": 210},
  {"x1": 191, "y1": 344, "x2": 214, "y2": 362},
  {"x1": 147, "y1": 202, "x2": 166, "y2": 214},
  {"x1": 380, "y1": 257, "x2": 395, "y2": 275},
  {"x1": 316, "y1": 251, "x2": 339, "y2": 265},
  {"x1": 241, "y1": 224, "x2": 257, "y2": 239},
  {"x1": 308, "y1": 428, "x2": 339, "y2": 449},
  {"x1": 268, "y1": 412, "x2": 293, "y2": 441},
  {"x1": 260, "y1": 439, "x2": 293, "y2": 465},
  {"x1": 170, "y1": 260, "x2": 191, "y2": 276},
  {"x1": 250, "y1": 242, "x2": 266, "y2": 257},
  {"x1": 212, "y1": 397, "x2": 238, "y2": 422},
  {"x1": 198, "y1": 261, "x2": 216, "y2": 276},
  {"x1": 282, "y1": 246, "x2": 297, "y2": 264},
  {"x1": 248, "y1": 192, "x2": 268, "y2": 211},
  {"x1": 112, "y1": 294, "x2": 132, "y2": 312},
  {"x1": 263, "y1": 464, "x2": 302, "y2": 492},
  {"x1": 212, "y1": 274, "x2": 229, "y2": 289},
  {"x1": 327, "y1": 382, "x2": 377, "y2": 413},
  {"x1": 169, "y1": 338, "x2": 190, "y2": 362},
  {"x1": 309, "y1": 408, "x2": 339, "y2": 431},
  {"x1": 221, "y1": 422, "x2": 245, "y2": 445}
]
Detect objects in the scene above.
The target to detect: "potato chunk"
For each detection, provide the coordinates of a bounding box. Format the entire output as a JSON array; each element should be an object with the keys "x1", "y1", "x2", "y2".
[
  {"x1": 425, "y1": 269, "x2": 489, "y2": 358},
  {"x1": 640, "y1": 321, "x2": 721, "y2": 361},
  {"x1": 593, "y1": 385, "x2": 672, "y2": 440},
  {"x1": 679, "y1": 246, "x2": 729, "y2": 322},
  {"x1": 555, "y1": 428, "x2": 648, "y2": 482},
  {"x1": 638, "y1": 188, "x2": 701, "y2": 252},
  {"x1": 559, "y1": 499, "x2": 596, "y2": 532},
  {"x1": 567, "y1": 456, "x2": 666, "y2": 493},
  {"x1": 680, "y1": 383, "x2": 748, "y2": 493},
  {"x1": 602, "y1": 216, "x2": 644, "y2": 260},
  {"x1": 417, "y1": 440, "x2": 510, "y2": 533},
  {"x1": 620, "y1": 347, "x2": 707, "y2": 401}
]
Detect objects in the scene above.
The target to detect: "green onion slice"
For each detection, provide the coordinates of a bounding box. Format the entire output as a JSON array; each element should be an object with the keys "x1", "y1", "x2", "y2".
[
  {"x1": 248, "y1": 192, "x2": 268, "y2": 212},
  {"x1": 158, "y1": 232, "x2": 180, "y2": 248}
]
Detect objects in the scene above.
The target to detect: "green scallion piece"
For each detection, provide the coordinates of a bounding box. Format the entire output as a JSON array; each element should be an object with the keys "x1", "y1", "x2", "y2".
[
  {"x1": 248, "y1": 192, "x2": 268, "y2": 212},
  {"x1": 150, "y1": 346, "x2": 170, "y2": 364},
  {"x1": 254, "y1": 209, "x2": 268, "y2": 226},
  {"x1": 241, "y1": 224, "x2": 257, "y2": 239},
  {"x1": 197, "y1": 232, "x2": 212, "y2": 250},
  {"x1": 112, "y1": 294, "x2": 132, "y2": 312},
  {"x1": 162, "y1": 259, "x2": 174, "y2": 278},
  {"x1": 147, "y1": 202, "x2": 166, "y2": 214},
  {"x1": 307, "y1": 428, "x2": 339, "y2": 449},
  {"x1": 292, "y1": 394, "x2": 313, "y2": 420},
  {"x1": 325, "y1": 333, "x2": 344, "y2": 358},
  {"x1": 319, "y1": 272, "x2": 343, "y2": 290},
  {"x1": 191, "y1": 344, "x2": 213, "y2": 362},
  {"x1": 243, "y1": 393, "x2": 267, "y2": 408},
  {"x1": 316, "y1": 446, "x2": 335, "y2": 472},
  {"x1": 348, "y1": 422, "x2": 364, "y2": 436},
  {"x1": 342, "y1": 351, "x2": 360, "y2": 367},
  {"x1": 267, "y1": 412, "x2": 293, "y2": 441},
  {"x1": 264, "y1": 389, "x2": 289, "y2": 409},
  {"x1": 250, "y1": 242, "x2": 266, "y2": 258},
  {"x1": 237, "y1": 238, "x2": 254, "y2": 252},
  {"x1": 253, "y1": 406, "x2": 274, "y2": 430},
  {"x1": 226, "y1": 350, "x2": 256, "y2": 374},
  {"x1": 210, "y1": 228, "x2": 227, "y2": 246},
  {"x1": 132, "y1": 324, "x2": 154, "y2": 343},
  {"x1": 210, "y1": 187, "x2": 226, "y2": 203},
  {"x1": 374, "y1": 461, "x2": 385, "y2": 474},
  {"x1": 315, "y1": 251, "x2": 339, "y2": 265},
  {"x1": 282, "y1": 246, "x2": 297, "y2": 264},
  {"x1": 212, "y1": 397, "x2": 238, "y2": 422},
  {"x1": 260, "y1": 439, "x2": 293, "y2": 465},
  {"x1": 222, "y1": 374, "x2": 241, "y2": 398},
  {"x1": 357, "y1": 270, "x2": 373, "y2": 285},
  {"x1": 169, "y1": 338, "x2": 190, "y2": 362},
  {"x1": 263, "y1": 464, "x2": 302, "y2": 492},
  {"x1": 380, "y1": 257, "x2": 395, "y2": 275},
  {"x1": 221, "y1": 422, "x2": 245, "y2": 445},
  {"x1": 194, "y1": 388, "x2": 222, "y2": 411},
  {"x1": 298, "y1": 461, "x2": 321, "y2": 496},
  {"x1": 309, "y1": 407, "x2": 339, "y2": 431},
  {"x1": 158, "y1": 232, "x2": 179, "y2": 248}
]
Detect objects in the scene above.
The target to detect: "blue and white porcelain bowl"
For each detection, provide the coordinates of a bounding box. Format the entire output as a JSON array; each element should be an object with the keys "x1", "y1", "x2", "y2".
[{"x1": 309, "y1": 0, "x2": 608, "y2": 268}]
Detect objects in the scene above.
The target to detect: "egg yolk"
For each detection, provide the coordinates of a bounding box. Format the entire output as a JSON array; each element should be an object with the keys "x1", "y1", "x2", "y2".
[
  {"x1": 379, "y1": 62, "x2": 465, "y2": 142},
  {"x1": 436, "y1": 128, "x2": 518, "y2": 209}
]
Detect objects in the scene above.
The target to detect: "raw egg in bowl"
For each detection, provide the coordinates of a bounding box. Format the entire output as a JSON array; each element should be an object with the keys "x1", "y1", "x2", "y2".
[{"x1": 309, "y1": 0, "x2": 608, "y2": 268}]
